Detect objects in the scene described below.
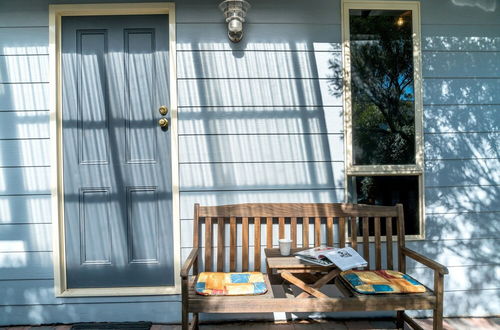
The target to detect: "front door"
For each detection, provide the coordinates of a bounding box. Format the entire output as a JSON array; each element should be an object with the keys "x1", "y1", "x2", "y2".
[{"x1": 61, "y1": 15, "x2": 173, "y2": 288}]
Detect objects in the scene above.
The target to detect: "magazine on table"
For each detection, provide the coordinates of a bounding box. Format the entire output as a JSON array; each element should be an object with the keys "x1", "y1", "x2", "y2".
[{"x1": 294, "y1": 246, "x2": 368, "y2": 271}]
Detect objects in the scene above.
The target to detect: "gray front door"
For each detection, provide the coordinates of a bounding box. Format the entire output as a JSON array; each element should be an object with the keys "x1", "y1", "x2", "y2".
[{"x1": 62, "y1": 15, "x2": 173, "y2": 288}]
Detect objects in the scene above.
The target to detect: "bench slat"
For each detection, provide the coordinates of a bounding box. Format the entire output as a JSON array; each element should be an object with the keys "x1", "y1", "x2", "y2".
[
  {"x1": 254, "y1": 217, "x2": 261, "y2": 271},
  {"x1": 217, "y1": 217, "x2": 225, "y2": 272},
  {"x1": 375, "y1": 217, "x2": 381, "y2": 270},
  {"x1": 339, "y1": 217, "x2": 346, "y2": 248},
  {"x1": 386, "y1": 217, "x2": 393, "y2": 270},
  {"x1": 267, "y1": 217, "x2": 273, "y2": 248},
  {"x1": 242, "y1": 217, "x2": 249, "y2": 272},
  {"x1": 229, "y1": 216, "x2": 236, "y2": 272},
  {"x1": 363, "y1": 217, "x2": 369, "y2": 270},
  {"x1": 326, "y1": 217, "x2": 333, "y2": 246},
  {"x1": 350, "y1": 217, "x2": 357, "y2": 250},
  {"x1": 198, "y1": 203, "x2": 399, "y2": 218},
  {"x1": 279, "y1": 217, "x2": 285, "y2": 239},
  {"x1": 205, "y1": 217, "x2": 213, "y2": 272},
  {"x1": 314, "y1": 217, "x2": 321, "y2": 247},
  {"x1": 291, "y1": 217, "x2": 297, "y2": 248},
  {"x1": 303, "y1": 218, "x2": 309, "y2": 247},
  {"x1": 397, "y1": 204, "x2": 406, "y2": 272}
]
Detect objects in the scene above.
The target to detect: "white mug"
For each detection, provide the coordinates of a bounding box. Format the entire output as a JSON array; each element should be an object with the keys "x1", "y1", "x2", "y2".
[{"x1": 278, "y1": 239, "x2": 293, "y2": 256}]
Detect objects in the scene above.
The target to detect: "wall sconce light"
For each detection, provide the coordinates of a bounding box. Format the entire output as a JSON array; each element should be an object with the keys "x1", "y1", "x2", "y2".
[{"x1": 219, "y1": 0, "x2": 251, "y2": 43}]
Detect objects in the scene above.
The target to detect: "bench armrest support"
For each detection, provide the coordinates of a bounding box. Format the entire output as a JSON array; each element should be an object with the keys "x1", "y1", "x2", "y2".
[
  {"x1": 401, "y1": 246, "x2": 449, "y2": 275},
  {"x1": 181, "y1": 247, "x2": 199, "y2": 278}
]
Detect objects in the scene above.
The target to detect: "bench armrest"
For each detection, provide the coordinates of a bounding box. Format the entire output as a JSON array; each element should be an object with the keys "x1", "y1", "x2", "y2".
[
  {"x1": 401, "y1": 247, "x2": 449, "y2": 275},
  {"x1": 181, "y1": 247, "x2": 199, "y2": 278}
]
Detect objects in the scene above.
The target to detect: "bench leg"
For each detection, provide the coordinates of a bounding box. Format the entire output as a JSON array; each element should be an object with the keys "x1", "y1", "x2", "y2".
[
  {"x1": 433, "y1": 272, "x2": 445, "y2": 330},
  {"x1": 182, "y1": 278, "x2": 189, "y2": 330},
  {"x1": 192, "y1": 313, "x2": 199, "y2": 330},
  {"x1": 396, "y1": 310, "x2": 405, "y2": 329}
]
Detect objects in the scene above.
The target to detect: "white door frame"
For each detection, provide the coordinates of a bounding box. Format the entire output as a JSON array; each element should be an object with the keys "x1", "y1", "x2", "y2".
[{"x1": 49, "y1": 3, "x2": 180, "y2": 297}]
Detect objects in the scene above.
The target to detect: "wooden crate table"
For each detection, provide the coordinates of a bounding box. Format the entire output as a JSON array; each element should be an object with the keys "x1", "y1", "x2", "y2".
[{"x1": 265, "y1": 248, "x2": 341, "y2": 298}]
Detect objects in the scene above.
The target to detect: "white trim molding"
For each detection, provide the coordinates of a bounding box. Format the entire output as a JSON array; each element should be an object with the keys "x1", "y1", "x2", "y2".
[
  {"x1": 49, "y1": 3, "x2": 180, "y2": 297},
  {"x1": 341, "y1": 0, "x2": 425, "y2": 240}
]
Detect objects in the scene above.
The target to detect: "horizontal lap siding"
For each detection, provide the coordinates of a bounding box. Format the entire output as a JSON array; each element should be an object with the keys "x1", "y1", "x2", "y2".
[
  {"x1": 419, "y1": 1, "x2": 500, "y2": 317},
  {"x1": 175, "y1": 0, "x2": 346, "y2": 273}
]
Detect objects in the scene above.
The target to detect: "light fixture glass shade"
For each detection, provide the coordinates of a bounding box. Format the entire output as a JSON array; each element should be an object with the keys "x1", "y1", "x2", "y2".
[
  {"x1": 219, "y1": 0, "x2": 251, "y2": 42},
  {"x1": 228, "y1": 18, "x2": 243, "y2": 33}
]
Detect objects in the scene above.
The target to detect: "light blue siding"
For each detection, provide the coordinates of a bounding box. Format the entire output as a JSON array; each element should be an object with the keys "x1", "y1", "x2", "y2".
[
  {"x1": 425, "y1": 132, "x2": 499, "y2": 159},
  {"x1": 0, "y1": 195, "x2": 51, "y2": 223},
  {"x1": 425, "y1": 159, "x2": 500, "y2": 187},
  {"x1": 0, "y1": 223, "x2": 51, "y2": 252},
  {"x1": 178, "y1": 79, "x2": 342, "y2": 107},
  {"x1": 179, "y1": 134, "x2": 344, "y2": 163},
  {"x1": 177, "y1": 23, "x2": 341, "y2": 51},
  {"x1": 180, "y1": 162, "x2": 345, "y2": 191},
  {"x1": 0, "y1": 28, "x2": 49, "y2": 55},
  {"x1": 423, "y1": 52, "x2": 500, "y2": 78},
  {"x1": 0, "y1": 83, "x2": 49, "y2": 110},
  {"x1": 423, "y1": 78, "x2": 500, "y2": 105},
  {"x1": 0, "y1": 167, "x2": 50, "y2": 195},
  {"x1": 424, "y1": 105, "x2": 499, "y2": 133},
  {"x1": 0, "y1": 251, "x2": 53, "y2": 280},
  {"x1": 0, "y1": 139, "x2": 49, "y2": 167},
  {"x1": 0, "y1": 55, "x2": 49, "y2": 83},
  {"x1": 178, "y1": 51, "x2": 341, "y2": 79},
  {"x1": 426, "y1": 185, "x2": 499, "y2": 214},
  {"x1": 422, "y1": 25, "x2": 500, "y2": 51},
  {"x1": 0, "y1": 0, "x2": 498, "y2": 325},
  {"x1": 178, "y1": 106, "x2": 344, "y2": 134},
  {"x1": 0, "y1": 112, "x2": 49, "y2": 139}
]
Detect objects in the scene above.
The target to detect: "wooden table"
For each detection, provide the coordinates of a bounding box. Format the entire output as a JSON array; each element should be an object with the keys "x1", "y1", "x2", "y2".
[{"x1": 265, "y1": 248, "x2": 341, "y2": 299}]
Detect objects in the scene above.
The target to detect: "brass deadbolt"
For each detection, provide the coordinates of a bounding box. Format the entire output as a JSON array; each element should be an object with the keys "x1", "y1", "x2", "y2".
[{"x1": 159, "y1": 106, "x2": 168, "y2": 116}]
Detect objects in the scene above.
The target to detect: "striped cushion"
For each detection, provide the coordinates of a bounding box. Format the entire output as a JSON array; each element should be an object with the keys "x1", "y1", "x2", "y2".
[
  {"x1": 341, "y1": 270, "x2": 426, "y2": 294},
  {"x1": 195, "y1": 272, "x2": 268, "y2": 296}
]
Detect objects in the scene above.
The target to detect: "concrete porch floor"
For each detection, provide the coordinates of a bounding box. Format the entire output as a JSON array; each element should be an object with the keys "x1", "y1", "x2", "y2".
[{"x1": 2, "y1": 318, "x2": 499, "y2": 330}]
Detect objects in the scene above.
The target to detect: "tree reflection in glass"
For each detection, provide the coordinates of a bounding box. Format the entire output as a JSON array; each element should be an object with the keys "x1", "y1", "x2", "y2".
[{"x1": 349, "y1": 9, "x2": 415, "y2": 165}]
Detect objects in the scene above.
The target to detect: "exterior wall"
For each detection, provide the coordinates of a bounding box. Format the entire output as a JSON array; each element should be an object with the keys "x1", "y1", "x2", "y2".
[{"x1": 0, "y1": 0, "x2": 498, "y2": 325}]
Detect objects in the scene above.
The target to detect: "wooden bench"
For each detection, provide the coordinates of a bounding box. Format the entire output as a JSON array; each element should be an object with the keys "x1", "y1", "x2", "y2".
[{"x1": 181, "y1": 203, "x2": 448, "y2": 330}]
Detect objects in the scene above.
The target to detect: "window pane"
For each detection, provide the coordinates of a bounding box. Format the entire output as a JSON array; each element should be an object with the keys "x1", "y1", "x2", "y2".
[
  {"x1": 350, "y1": 176, "x2": 420, "y2": 235},
  {"x1": 349, "y1": 10, "x2": 416, "y2": 165}
]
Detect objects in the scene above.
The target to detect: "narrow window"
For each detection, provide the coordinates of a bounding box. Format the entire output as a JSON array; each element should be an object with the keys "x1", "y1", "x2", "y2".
[{"x1": 342, "y1": 1, "x2": 424, "y2": 238}]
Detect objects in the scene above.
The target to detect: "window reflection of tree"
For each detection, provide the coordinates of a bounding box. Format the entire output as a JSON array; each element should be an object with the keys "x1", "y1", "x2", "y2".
[{"x1": 350, "y1": 10, "x2": 415, "y2": 165}]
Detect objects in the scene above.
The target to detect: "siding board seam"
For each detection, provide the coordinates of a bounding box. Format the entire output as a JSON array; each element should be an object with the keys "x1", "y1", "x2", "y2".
[
  {"x1": 423, "y1": 77, "x2": 500, "y2": 80},
  {"x1": 178, "y1": 133, "x2": 344, "y2": 136},
  {"x1": 179, "y1": 160, "x2": 345, "y2": 164},
  {"x1": 426, "y1": 184, "x2": 500, "y2": 188},
  {"x1": 179, "y1": 187, "x2": 344, "y2": 193},
  {"x1": 425, "y1": 157, "x2": 500, "y2": 161},
  {"x1": 424, "y1": 103, "x2": 500, "y2": 106}
]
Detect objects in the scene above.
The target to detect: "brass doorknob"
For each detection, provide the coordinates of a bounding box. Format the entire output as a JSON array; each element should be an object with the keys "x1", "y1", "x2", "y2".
[
  {"x1": 158, "y1": 118, "x2": 169, "y2": 129},
  {"x1": 159, "y1": 105, "x2": 168, "y2": 116}
]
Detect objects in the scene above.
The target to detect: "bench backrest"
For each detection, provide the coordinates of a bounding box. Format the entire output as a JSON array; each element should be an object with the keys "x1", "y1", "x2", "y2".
[{"x1": 192, "y1": 203, "x2": 406, "y2": 274}]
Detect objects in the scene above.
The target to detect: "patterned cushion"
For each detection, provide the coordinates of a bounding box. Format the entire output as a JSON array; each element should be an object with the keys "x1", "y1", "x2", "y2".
[
  {"x1": 195, "y1": 272, "x2": 268, "y2": 296},
  {"x1": 341, "y1": 270, "x2": 426, "y2": 294}
]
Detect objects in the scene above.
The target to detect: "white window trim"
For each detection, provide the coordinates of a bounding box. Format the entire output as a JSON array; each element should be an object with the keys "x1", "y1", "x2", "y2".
[
  {"x1": 341, "y1": 0, "x2": 425, "y2": 240},
  {"x1": 49, "y1": 3, "x2": 180, "y2": 297}
]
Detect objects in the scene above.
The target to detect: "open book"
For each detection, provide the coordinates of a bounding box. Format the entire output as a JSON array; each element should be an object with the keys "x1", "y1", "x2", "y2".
[{"x1": 294, "y1": 246, "x2": 368, "y2": 271}]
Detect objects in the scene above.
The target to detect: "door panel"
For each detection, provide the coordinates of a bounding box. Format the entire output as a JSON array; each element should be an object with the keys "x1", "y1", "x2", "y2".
[{"x1": 62, "y1": 15, "x2": 173, "y2": 288}]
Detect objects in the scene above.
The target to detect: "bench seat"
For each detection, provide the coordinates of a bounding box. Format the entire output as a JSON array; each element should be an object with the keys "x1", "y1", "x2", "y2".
[{"x1": 181, "y1": 203, "x2": 447, "y2": 330}]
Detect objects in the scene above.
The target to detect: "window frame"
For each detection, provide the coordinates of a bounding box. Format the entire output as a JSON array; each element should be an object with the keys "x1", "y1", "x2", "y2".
[{"x1": 341, "y1": 0, "x2": 425, "y2": 240}]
